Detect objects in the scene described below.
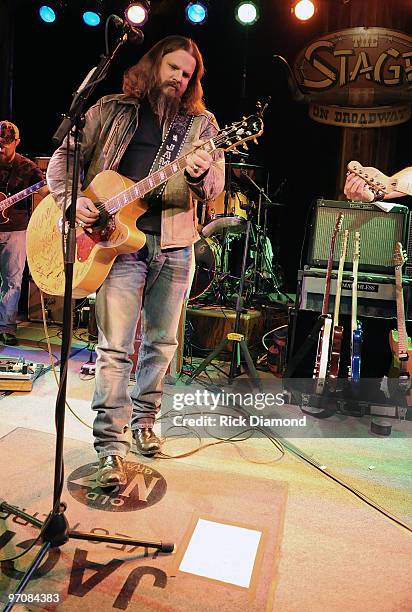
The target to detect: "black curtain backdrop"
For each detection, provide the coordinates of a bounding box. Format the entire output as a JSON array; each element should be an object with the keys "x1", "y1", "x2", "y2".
[{"x1": 4, "y1": 0, "x2": 412, "y2": 291}]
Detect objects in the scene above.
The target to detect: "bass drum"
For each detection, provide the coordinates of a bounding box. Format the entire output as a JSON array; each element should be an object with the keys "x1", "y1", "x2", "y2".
[{"x1": 189, "y1": 236, "x2": 221, "y2": 301}]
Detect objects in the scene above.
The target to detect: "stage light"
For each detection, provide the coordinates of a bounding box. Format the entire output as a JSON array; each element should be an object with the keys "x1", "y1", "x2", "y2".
[
  {"x1": 82, "y1": 2, "x2": 102, "y2": 27},
  {"x1": 292, "y1": 0, "x2": 316, "y2": 21},
  {"x1": 125, "y1": 1, "x2": 150, "y2": 27},
  {"x1": 235, "y1": 2, "x2": 259, "y2": 26},
  {"x1": 185, "y1": 2, "x2": 208, "y2": 25},
  {"x1": 38, "y1": 1, "x2": 64, "y2": 24}
]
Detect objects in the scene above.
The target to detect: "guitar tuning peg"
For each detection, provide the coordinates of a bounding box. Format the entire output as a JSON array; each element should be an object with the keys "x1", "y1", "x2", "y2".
[
  {"x1": 242, "y1": 116, "x2": 246, "y2": 120},
  {"x1": 242, "y1": 143, "x2": 248, "y2": 150},
  {"x1": 253, "y1": 138, "x2": 258, "y2": 145}
]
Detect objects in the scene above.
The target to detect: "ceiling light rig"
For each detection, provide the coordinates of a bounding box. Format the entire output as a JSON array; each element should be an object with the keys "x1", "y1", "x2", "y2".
[
  {"x1": 82, "y1": 1, "x2": 103, "y2": 27},
  {"x1": 292, "y1": 0, "x2": 316, "y2": 22},
  {"x1": 185, "y1": 2, "x2": 208, "y2": 25},
  {"x1": 38, "y1": 1, "x2": 65, "y2": 24},
  {"x1": 235, "y1": 2, "x2": 260, "y2": 27},
  {"x1": 125, "y1": 1, "x2": 151, "y2": 27}
]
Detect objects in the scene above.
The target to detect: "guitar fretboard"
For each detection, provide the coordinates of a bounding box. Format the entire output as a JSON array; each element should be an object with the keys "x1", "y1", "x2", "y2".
[
  {"x1": 0, "y1": 179, "x2": 47, "y2": 212},
  {"x1": 105, "y1": 148, "x2": 205, "y2": 216},
  {"x1": 395, "y1": 266, "x2": 408, "y2": 355}
]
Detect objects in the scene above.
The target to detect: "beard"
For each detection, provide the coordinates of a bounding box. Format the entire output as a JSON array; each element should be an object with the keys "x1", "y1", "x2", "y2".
[{"x1": 148, "y1": 82, "x2": 182, "y2": 128}]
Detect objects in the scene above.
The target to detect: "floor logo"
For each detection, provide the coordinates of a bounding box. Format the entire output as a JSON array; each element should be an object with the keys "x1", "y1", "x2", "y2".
[{"x1": 67, "y1": 461, "x2": 167, "y2": 512}]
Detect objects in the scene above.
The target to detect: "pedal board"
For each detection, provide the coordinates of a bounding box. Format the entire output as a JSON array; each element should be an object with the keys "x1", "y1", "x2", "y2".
[{"x1": 0, "y1": 357, "x2": 43, "y2": 391}]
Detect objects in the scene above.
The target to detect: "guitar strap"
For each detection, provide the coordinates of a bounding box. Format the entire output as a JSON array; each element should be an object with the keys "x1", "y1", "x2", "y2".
[{"x1": 148, "y1": 113, "x2": 195, "y2": 198}]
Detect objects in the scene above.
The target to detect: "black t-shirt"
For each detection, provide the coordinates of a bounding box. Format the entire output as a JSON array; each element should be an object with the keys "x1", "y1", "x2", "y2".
[
  {"x1": 0, "y1": 153, "x2": 44, "y2": 232},
  {"x1": 118, "y1": 99, "x2": 162, "y2": 234}
]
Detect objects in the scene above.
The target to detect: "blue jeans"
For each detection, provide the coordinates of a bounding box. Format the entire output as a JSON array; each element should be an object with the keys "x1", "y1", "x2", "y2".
[
  {"x1": 0, "y1": 230, "x2": 26, "y2": 334},
  {"x1": 92, "y1": 235, "x2": 192, "y2": 458}
]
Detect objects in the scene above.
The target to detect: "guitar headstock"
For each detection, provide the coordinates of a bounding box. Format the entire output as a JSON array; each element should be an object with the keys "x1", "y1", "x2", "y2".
[
  {"x1": 394, "y1": 241, "x2": 407, "y2": 269},
  {"x1": 339, "y1": 229, "x2": 349, "y2": 258},
  {"x1": 347, "y1": 160, "x2": 389, "y2": 197},
  {"x1": 215, "y1": 114, "x2": 264, "y2": 153}
]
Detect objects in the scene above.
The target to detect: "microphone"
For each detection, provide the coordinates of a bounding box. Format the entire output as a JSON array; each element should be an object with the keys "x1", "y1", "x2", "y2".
[{"x1": 110, "y1": 14, "x2": 144, "y2": 45}]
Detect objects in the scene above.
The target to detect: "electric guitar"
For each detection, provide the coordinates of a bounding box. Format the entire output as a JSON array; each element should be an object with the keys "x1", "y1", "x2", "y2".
[
  {"x1": 348, "y1": 231, "x2": 362, "y2": 382},
  {"x1": 26, "y1": 113, "x2": 264, "y2": 298},
  {"x1": 0, "y1": 179, "x2": 47, "y2": 223},
  {"x1": 313, "y1": 212, "x2": 344, "y2": 393},
  {"x1": 389, "y1": 243, "x2": 412, "y2": 393},
  {"x1": 329, "y1": 229, "x2": 348, "y2": 380},
  {"x1": 347, "y1": 160, "x2": 412, "y2": 198}
]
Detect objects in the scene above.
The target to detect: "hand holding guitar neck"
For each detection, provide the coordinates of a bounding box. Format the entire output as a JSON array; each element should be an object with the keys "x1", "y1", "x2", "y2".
[{"x1": 346, "y1": 160, "x2": 412, "y2": 200}]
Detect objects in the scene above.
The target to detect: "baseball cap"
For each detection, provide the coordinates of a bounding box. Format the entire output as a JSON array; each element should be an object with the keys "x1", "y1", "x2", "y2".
[{"x1": 0, "y1": 121, "x2": 20, "y2": 144}]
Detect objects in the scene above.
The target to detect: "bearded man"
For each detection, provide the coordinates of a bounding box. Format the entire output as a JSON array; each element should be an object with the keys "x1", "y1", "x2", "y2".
[{"x1": 47, "y1": 35, "x2": 224, "y2": 486}]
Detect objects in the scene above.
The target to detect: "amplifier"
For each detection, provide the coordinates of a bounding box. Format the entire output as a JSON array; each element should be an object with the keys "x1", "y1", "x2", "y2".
[
  {"x1": 299, "y1": 268, "x2": 412, "y2": 319},
  {"x1": 307, "y1": 199, "x2": 409, "y2": 274},
  {"x1": 28, "y1": 280, "x2": 67, "y2": 324}
]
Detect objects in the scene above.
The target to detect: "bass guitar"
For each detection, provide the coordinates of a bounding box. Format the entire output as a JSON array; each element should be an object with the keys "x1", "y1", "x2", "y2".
[
  {"x1": 313, "y1": 212, "x2": 344, "y2": 393},
  {"x1": 0, "y1": 179, "x2": 47, "y2": 223},
  {"x1": 347, "y1": 160, "x2": 412, "y2": 198},
  {"x1": 329, "y1": 229, "x2": 348, "y2": 380},
  {"x1": 27, "y1": 113, "x2": 264, "y2": 298},
  {"x1": 389, "y1": 242, "x2": 412, "y2": 394},
  {"x1": 348, "y1": 231, "x2": 362, "y2": 382}
]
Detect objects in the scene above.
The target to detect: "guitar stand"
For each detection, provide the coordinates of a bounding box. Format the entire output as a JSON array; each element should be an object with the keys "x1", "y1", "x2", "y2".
[{"x1": 0, "y1": 28, "x2": 174, "y2": 612}]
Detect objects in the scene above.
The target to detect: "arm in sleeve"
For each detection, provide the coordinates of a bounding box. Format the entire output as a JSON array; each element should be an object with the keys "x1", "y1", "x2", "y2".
[
  {"x1": 186, "y1": 113, "x2": 225, "y2": 202},
  {"x1": 46, "y1": 99, "x2": 104, "y2": 210}
]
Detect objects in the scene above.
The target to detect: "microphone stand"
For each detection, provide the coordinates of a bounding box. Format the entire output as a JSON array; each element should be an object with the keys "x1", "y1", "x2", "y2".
[{"x1": 1, "y1": 24, "x2": 173, "y2": 612}]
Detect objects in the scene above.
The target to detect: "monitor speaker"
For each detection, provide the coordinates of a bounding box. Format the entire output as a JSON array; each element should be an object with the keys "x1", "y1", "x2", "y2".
[{"x1": 307, "y1": 199, "x2": 409, "y2": 275}]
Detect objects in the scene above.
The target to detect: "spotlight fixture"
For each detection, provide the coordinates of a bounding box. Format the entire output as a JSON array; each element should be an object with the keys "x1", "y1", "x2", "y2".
[
  {"x1": 125, "y1": 1, "x2": 150, "y2": 27},
  {"x1": 235, "y1": 1, "x2": 259, "y2": 26},
  {"x1": 38, "y1": 1, "x2": 64, "y2": 24},
  {"x1": 185, "y1": 2, "x2": 208, "y2": 25},
  {"x1": 292, "y1": 0, "x2": 316, "y2": 21},
  {"x1": 82, "y1": 1, "x2": 103, "y2": 27}
]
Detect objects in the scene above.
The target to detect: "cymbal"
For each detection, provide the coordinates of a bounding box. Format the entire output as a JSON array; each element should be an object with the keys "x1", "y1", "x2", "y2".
[{"x1": 227, "y1": 162, "x2": 262, "y2": 169}]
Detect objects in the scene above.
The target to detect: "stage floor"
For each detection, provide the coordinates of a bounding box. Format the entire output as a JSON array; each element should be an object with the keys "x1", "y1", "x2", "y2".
[{"x1": 0, "y1": 320, "x2": 411, "y2": 611}]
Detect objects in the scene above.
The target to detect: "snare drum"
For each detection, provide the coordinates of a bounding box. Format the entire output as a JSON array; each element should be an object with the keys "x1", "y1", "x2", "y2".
[
  {"x1": 189, "y1": 236, "x2": 221, "y2": 301},
  {"x1": 207, "y1": 191, "x2": 248, "y2": 220}
]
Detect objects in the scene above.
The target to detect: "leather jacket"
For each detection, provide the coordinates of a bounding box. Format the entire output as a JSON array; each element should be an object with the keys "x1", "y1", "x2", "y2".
[{"x1": 47, "y1": 94, "x2": 225, "y2": 248}]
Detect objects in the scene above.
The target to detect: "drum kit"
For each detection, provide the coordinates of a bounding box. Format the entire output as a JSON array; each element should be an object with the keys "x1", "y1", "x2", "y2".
[{"x1": 190, "y1": 155, "x2": 283, "y2": 306}]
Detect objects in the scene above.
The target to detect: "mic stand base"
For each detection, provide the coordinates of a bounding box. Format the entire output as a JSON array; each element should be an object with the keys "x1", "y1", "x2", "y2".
[{"x1": 1, "y1": 500, "x2": 174, "y2": 611}]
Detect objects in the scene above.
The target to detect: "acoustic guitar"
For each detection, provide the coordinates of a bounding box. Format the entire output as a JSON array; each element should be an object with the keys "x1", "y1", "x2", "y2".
[
  {"x1": 389, "y1": 242, "x2": 412, "y2": 394},
  {"x1": 0, "y1": 179, "x2": 46, "y2": 223},
  {"x1": 329, "y1": 229, "x2": 348, "y2": 380},
  {"x1": 348, "y1": 231, "x2": 362, "y2": 382},
  {"x1": 26, "y1": 113, "x2": 264, "y2": 298},
  {"x1": 313, "y1": 212, "x2": 344, "y2": 393}
]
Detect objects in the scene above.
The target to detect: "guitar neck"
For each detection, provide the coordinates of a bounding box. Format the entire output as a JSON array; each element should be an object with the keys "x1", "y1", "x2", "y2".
[
  {"x1": 351, "y1": 256, "x2": 359, "y2": 334},
  {"x1": 104, "y1": 140, "x2": 217, "y2": 215},
  {"x1": 333, "y1": 231, "x2": 348, "y2": 328},
  {"x1": 395, "y1": 266, "x2": 408, "y2": 355},
  {"x1": 0, "y1": 179, "x2": 47, "y2": 212}
]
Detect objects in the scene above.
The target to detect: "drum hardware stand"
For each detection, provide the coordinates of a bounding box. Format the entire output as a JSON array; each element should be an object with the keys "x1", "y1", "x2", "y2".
[
  {"x1": 187, "y1": 213, "x2": 262, "y2": 388},
  {"x1": 0, "y1": 23, "x2": 173, "y2": 612},
  {"x1": 240, "y1": 171, "x2": 284, "y2": 300}
]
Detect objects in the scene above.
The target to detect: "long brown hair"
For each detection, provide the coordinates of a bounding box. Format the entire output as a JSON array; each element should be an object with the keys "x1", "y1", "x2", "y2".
[{"x1": 123, "y1": 35, "x2": 205, "y2": 115}]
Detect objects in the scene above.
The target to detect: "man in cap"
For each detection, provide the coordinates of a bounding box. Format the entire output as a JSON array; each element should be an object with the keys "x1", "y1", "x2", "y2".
[{"x1": 0, "y1": 121, "x2": 48, "y2": 345}]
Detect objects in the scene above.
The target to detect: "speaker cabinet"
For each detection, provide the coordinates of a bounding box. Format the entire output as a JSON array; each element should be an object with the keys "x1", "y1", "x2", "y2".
[{"x1": 307, "y1": 199, "x2": 409, "y2": 274}]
